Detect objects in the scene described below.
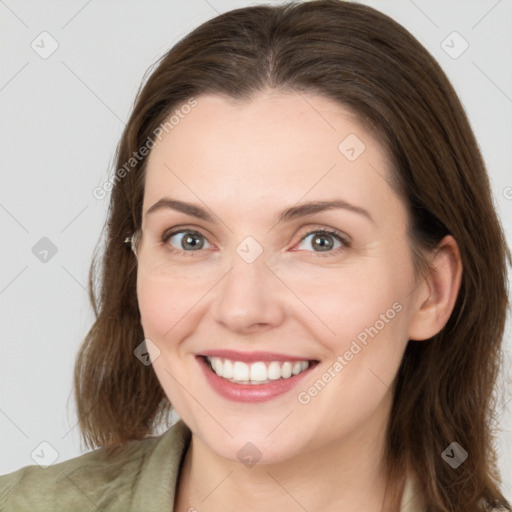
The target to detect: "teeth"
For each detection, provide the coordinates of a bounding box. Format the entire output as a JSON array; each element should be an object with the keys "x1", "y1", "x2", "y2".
[
  {"x1": 212, "y1": 357, "x2": 223, "y2": 377},
  {"x1": 249, "y1": 362, "x2": 267, "y2": 382},
  {"x1": 233, "y1": 361, "x2": 249, "y2": 381},
  {"x1": 267, "y1": 361, "x2": 281, "y2": 380},
  {"x1": 223, "y1": 359, "x2": 233, "y2": 379},
  {"x1": 281, "y1": 362, "x2": 292, "y2": 378},
  {"x1": 206, "y1": 357, "x2": 311, "y2": 384}
]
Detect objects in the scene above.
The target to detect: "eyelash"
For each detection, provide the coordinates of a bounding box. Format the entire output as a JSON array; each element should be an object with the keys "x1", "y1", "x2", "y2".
[{"x1": 160, "y1": 227, "x2": 351, "y2": 258}]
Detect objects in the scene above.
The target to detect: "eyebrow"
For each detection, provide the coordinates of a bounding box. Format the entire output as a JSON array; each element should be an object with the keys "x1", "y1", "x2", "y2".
[{"x1": 146, "y1": 198, "x2": 374, "y2": 224}]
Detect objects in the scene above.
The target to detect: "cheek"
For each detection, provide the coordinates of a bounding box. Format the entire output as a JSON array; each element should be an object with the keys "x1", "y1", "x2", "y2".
[
  {"x1": 295, "y1": 271, "x2": 410, "y2": 433},
  {"x1": 286, "y1": 261, "x2": 409, "y2": 351},
  {"x1": 136, "y1": 271, "x2": 207, "y2": 340},
  {"x1": 136, "y1": 274, "x2": 199, "y2": 413},
  {"x1": 137, "y1": 277, "x2": 174, "y2": 337},
  {"x1": 311, "y1": 259, "x2": 413, "y2": 396}
]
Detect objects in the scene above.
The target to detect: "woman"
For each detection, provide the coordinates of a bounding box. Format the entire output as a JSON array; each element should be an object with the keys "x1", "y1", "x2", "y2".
[{"x1": 1, "y1": 1, "x2": 510, "y2": 510}]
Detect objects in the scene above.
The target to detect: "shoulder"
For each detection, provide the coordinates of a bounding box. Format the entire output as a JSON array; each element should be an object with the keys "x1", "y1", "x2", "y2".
[
  {"x1": 0, "y1": 436, "x2": 159, "y2": 512},
  {"x1": 0, "y1": 421, "x2": 190, "y2": 512}
]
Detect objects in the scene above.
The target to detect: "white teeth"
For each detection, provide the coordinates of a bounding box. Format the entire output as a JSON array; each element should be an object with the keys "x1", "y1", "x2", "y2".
[
  {"x1": 223, "y1": 359, "x2": 233, "y2": 379},
  {"x1": 233, "y1": 361, "x2": 249, "y2": 381},
  {"x1": 249, "y1": 362, "x2": 267, "y2": 382},
  {"x1": 206, "y1": 357, "x2": 311, "y2": 384},
  {"x1": 212, "y1": 357, "x2": 223, "y2": 377},
  {"x1": 281, "y1": 362, "x2": 292, "y2": 379},
  {"x1": 267, "y1": 361, "x2": 281, "y2": 380}
]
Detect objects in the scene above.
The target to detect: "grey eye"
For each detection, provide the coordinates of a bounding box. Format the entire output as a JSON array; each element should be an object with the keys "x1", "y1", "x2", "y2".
[
  {"x1": 297, "y1": 231, "x2": 344, "y2": 252},
  {"x1": 166, "y1": 230, "x2": 211, "y2": 251}
]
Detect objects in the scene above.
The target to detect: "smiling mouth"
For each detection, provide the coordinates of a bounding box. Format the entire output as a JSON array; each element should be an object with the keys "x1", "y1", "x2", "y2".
[{"x1": 202, "y1": 355, "x2": 318, "y2": 385}]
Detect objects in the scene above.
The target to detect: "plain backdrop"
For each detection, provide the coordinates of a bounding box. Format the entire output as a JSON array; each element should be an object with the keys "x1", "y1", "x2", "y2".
[{"x1": 1, "y1": 0, "x2": 511, "y2": 501}]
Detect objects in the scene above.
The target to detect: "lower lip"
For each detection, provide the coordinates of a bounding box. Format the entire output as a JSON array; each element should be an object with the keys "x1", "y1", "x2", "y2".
[{"x1": 197, "y1": 356, "x2": 315, "y2": 402}]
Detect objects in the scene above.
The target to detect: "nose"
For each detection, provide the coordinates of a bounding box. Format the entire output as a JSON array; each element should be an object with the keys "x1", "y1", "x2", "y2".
[{"x1": 210, "y1": 249, "x2": 287, "y2": 334}]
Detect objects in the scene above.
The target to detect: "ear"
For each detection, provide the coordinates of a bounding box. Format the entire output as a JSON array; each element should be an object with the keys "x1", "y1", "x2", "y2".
[{"x1": 408, "y1": 235, "x2": 463, "y2": 341}]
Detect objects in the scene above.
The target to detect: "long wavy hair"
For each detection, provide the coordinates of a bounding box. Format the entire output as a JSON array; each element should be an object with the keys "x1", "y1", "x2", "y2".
[{"x1": 73, "y1": 1, "x2": 511, "y2": 510}]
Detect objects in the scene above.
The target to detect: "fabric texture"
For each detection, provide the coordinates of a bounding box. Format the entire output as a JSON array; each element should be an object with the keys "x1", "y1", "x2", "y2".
[{"x1": 1, "y1": 419, "x2": 427, "y2": 511}]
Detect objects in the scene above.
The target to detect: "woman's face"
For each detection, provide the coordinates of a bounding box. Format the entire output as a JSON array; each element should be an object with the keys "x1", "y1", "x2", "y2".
[{"x1": 137, "y1": 90, "x2": 424, "y2": 464}]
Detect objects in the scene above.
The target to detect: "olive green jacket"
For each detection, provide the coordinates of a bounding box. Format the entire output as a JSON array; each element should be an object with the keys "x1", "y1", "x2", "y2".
[{"x1": 1, "y1": 420, "x2": 427, "y2": 511}]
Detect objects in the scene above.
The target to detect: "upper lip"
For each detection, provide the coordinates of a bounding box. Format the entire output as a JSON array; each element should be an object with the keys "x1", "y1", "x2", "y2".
[{"x1": 199, "y1": 349, "x2": 317, "y2": 363}]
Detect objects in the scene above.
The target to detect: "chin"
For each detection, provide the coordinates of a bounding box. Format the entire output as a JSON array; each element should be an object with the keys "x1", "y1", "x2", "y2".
[{"x1": 195, "y1": 421, "x2": 308, "y2": 467}]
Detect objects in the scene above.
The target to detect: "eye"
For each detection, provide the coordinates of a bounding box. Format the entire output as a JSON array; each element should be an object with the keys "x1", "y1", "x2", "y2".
[
  {"x1": 163, "y1": 229, "x2": 212, "y2": 254},
  {"x1": 294, "y1": 229, "x2": 350, "y2": 255},
  {"x1": 161, "y1": 227, "x2": 350, "y2": 257}
]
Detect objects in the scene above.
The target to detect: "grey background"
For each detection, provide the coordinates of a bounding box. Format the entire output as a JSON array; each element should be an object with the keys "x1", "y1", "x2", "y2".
[{"x1": 1, "y1": 0, "x2": 511, "y2": 500}]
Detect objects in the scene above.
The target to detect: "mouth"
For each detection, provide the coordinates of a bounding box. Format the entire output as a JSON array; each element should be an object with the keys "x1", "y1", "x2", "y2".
[
  {"x1": 203, "y1": 356, "x2": 312, "y2": 384},
  {"x1": 196, "y1": 351, "x2": 319, "y2": 402}
]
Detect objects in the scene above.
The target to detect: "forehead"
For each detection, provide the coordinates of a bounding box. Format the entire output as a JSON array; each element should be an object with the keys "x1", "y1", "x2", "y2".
[{"x1": 142, "y1": 91, "x2": 400, "y2": 223}]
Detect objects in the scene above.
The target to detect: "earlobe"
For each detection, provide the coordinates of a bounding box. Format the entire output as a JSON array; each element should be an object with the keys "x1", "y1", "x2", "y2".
[{"x1": 408, "y1": 235, "x2": 463, "y2": 341}]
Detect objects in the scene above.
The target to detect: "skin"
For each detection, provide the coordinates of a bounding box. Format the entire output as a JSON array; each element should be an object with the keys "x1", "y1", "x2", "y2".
[{"x1": 136, "y1": 90, "x2": 462, "y2": 512}]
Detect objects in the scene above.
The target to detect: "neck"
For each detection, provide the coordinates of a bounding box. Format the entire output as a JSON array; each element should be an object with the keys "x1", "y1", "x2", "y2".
[{"x1": 174, "y1": 396, "x2": 404, "y2": 512}]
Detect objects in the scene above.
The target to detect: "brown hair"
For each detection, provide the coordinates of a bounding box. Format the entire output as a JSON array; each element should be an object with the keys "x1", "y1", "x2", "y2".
[{"x1": 74, "y1": 1, "x2": 511, "y2": 510}]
